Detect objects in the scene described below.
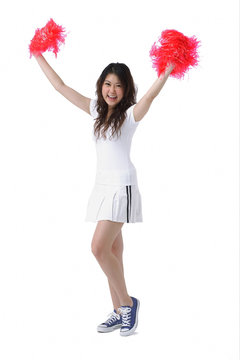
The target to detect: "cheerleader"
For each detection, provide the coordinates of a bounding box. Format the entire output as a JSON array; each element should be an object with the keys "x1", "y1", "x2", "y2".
[{"x1": 30, "y1": 19, "x2": 199, "y2": 336}]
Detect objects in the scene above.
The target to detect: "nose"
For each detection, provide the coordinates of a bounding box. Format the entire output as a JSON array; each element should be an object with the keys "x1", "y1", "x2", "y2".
[{"x1": 110, "y1": 85, "x2": 116, "y2": 93}]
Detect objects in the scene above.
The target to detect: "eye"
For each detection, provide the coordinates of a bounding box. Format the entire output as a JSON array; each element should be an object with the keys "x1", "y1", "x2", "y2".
[{"x1": 105, "y1": 82, "x2": 110, "y2": 86}]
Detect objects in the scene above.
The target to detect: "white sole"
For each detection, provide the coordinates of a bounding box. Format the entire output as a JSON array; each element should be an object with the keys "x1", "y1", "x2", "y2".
[
  {"x1": 97, "y1": 324, "x2": 122, "y2": 333},
  {"x1": 120, "y1": 299, "x2": 140, "y2": 336}
]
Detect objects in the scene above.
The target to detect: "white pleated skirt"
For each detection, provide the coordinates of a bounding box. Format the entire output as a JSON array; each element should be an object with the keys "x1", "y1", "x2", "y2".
[{"x1": 85, "y1": 183, "x2": 143, "y2": 223}]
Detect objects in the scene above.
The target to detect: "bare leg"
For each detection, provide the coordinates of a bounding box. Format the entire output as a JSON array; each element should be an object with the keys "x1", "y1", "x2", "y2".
[
  {"x1": 108, "y1": 230, "x2": 124, "y2": 312},
  {"x1": 91, "y1": 220, "x2": 133, "y2": 307}
]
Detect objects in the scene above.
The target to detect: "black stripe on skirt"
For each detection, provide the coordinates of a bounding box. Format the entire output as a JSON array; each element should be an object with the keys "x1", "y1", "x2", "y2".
[{"x1": 126, "y1": 185, "x2": 132, "y2": 223}]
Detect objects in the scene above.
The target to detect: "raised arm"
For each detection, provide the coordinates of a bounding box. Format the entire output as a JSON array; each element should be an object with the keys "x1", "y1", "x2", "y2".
[
  {"x1": 133, "y1": 64, "x2": 174, "y2": 122},
  {"x1": 34, "y1": 54, "x2": 91, "y2": 115}
]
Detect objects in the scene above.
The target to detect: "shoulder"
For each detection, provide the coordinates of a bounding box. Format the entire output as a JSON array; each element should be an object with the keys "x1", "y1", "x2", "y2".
[
  {"x1": 126, "y1": 104, "x2": 139, "y2": 126},
  {"x1": 90, "y1": 98, "x2": 98, "y2": 118}
]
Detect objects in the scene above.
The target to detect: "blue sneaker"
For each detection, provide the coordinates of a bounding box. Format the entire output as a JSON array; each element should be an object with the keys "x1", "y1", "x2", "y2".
[
  {"x1": 118, "y1": 297, "x2": 140, "y2": 336},
  {"x1": 97, "y1": 309, "x2": 122, "y2": 333}
]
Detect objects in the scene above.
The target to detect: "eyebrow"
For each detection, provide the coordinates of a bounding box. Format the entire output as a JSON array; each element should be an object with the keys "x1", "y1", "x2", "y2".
[{"x1": 104, "y1": 80, "x2": 122, "y2": 85}]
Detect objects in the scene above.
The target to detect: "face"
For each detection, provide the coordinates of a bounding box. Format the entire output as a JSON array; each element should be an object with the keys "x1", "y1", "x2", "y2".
[{"x1": 102, "y1": 73, "x2": 124, "y2": 110}]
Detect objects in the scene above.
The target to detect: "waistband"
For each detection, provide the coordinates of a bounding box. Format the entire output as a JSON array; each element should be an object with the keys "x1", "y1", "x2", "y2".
[{"x1": 95, "y1": 168, "x2": 138, "y2": 186}]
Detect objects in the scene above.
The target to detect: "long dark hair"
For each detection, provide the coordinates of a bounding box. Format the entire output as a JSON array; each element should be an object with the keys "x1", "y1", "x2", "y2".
[{"x1": 93, "y1": 63, "x2": 137, "y2": 140}]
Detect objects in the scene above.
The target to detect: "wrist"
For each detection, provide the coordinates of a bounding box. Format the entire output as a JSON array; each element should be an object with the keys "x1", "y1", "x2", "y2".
[{"x1": 165, "y1": 63, "x2": 175, "y2": 75}]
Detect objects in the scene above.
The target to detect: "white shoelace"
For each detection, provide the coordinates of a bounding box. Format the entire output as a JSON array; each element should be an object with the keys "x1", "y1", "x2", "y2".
[
  {"x1": 118, "y1": 307, "x2": 131, "y2": 327},
  {"x1": 105, "y1": 311, "x2": 121, "y2": 325}
]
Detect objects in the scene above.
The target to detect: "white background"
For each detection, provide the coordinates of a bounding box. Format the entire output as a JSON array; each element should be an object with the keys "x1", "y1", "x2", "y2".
[{"x1": 0, "y1": 0, "x2": 239, "y2": 359}]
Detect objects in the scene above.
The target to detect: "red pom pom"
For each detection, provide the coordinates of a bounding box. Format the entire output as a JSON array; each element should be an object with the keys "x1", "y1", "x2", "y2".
[
  {"x1": 150, "y1": 29, "x2": 200, "y2": 79},
  {"x1": 29, "y1": 18, "x2": 67, "y2": 58}
]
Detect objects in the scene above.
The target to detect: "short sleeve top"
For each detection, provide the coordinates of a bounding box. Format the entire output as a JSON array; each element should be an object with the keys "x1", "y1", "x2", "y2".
[{"x1": 89, "y1": 98, "x2": 140, "y2": 186}]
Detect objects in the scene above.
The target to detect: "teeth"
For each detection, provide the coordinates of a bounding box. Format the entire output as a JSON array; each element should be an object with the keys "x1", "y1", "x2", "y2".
[{"x1": 109, "y1": 95, "x2": 117, "y2": 98}]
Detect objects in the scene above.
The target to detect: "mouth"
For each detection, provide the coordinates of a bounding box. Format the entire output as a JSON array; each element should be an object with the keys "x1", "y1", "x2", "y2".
[{"x1": 107, "y1": 95, "x2": 117, "y2": 101}]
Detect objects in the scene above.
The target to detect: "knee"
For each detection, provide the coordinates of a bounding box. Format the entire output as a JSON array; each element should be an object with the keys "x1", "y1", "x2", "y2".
[
  {"x1": 91, "y1": 238, "x2": 108, "y2": 261},
  {"x1": 111, "y1": 241, "x2": 123, "y2": 258}
]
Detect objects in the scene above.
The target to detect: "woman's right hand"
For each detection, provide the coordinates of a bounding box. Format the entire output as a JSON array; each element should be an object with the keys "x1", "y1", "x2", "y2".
[{"x1": 165, "y1": 63, "x2": 175, "y2": 75}]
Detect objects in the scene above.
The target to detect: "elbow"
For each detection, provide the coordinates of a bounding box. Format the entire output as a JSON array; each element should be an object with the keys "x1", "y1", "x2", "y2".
[
  {"x1": 145, "y1": 87, "x2": 158, "y2": 102},
  {"x1": 54, "y1": 80, "x2": 65, "y2": 92},
  {"x1": 145, "y1": 93, "x2": 156, "y2": 103}
]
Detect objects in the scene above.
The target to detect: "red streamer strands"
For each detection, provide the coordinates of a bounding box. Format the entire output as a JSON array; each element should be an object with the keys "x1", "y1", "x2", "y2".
[
  {"x1": 29, "y1": 18, "x2": 67, "y2": 58},
  {"x1": 150, "y1": 29, "x2": 200, "y2": 79}
]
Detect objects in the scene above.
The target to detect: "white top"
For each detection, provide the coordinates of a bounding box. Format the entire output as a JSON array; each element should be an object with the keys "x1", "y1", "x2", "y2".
[{"x1": 90, "y1": 98, "x2": 140, "y2": 186}]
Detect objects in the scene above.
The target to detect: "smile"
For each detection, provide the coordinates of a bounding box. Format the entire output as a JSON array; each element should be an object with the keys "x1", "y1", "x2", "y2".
[{"x1": 108, "y1": 95, "x2": 117, "y2": 100}]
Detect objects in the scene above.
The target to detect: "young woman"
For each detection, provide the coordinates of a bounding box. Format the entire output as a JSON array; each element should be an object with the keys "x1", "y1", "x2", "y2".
[{"x1": 33, "y1": 54, "x2": 174, "y2": 336}]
